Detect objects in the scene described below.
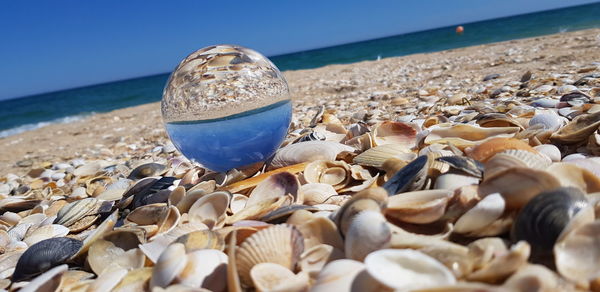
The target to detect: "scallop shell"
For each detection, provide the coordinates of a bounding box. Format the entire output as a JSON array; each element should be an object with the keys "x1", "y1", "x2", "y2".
[
  {"x1": 479, "y1": 167, "x2": 561, "y2": 209},
  {"x1": 235, "y1": 224, "x2": 304, "y2": 287},
  {"x1": 364, "y1": 249, "x2": 456, "y2": 290},
  {"x1": 13, "y1": 237, "x2": 82, "y2": 282},
  {"x1": 513, "y1": 187, "x2": 593, "y2": 256},
  {"x1": 247, "y1": 172, "x2": 299, "y2": 206},
  {"x1": 352, "y1": 144, "x2": 417, "y2": 169},
  {"x1": 386, "y1": 190, "x2": 453, "y2": 224},
  {"x1": 250, "y1": 262, "x2": 308, "y2": 292},
  {"x1": 304, "y1": 160, "x2": 352, "y2": 191},
  {"x1": 54, "y1": 198, "x2": 112, "y2": 232},
  {"x1": 269, "y1": 141, "x2": 355, "y2": 169},
  {"x1": 550, "y1": 111, "x2": 600, "y2": 144},
  {"x1": 467, "y1": 137, "x2": 537, "y2": 163},
  {"x1": 370, "y1": 121, "x2": 418, "y2": 147},
  {"x1": 345, "y1": 211, "x2": 391, "y2": 261}
]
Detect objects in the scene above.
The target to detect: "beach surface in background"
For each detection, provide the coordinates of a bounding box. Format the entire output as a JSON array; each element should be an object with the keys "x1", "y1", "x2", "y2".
[
  {"x1": 1, "y1": 27, "x2": 599, "y2": 176},
  {"x1": 1, "y1": 2, "x2": 599, "y2": 138}
]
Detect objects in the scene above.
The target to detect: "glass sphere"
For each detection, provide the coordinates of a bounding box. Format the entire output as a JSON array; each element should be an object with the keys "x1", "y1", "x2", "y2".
[{"x1": 161, "y1": 45, "x2": 292, "y2": 172}]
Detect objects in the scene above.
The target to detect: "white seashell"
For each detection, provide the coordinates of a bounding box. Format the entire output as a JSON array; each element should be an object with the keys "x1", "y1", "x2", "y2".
[
  {"x1": 250, "y1": 262, "x2": 308, "y2": 292},
  {"x1": 345, "y1": 211, "x2": 390, "y2": 261},
  {"x1": 298, "y1": 183, "x2": 340, "y2": 206},
  {"x1": 529, "y1": 113, "x2": 562, "y2": 131},
  {"x1": 370, "y1": 121, "x2": 418, "y2": 147},
  {"x1": 22, "y1": 224, "x2": 69, "y2": 246},
  {"x1": 311, "y1": 259, "x2": 367, "y2": 292},
  {"x1": 177, "y1": 249, "x2": 228, "y2": 291},
  {"x1": 433, "y1": 172, "x2": 480, "y2": 191},
  {"x1": 532, "y1": 84, "x2": 554, "y2": 93},
  {"x1": 454, "y1": 193, "x2": 505, "y2": 235},
  {"x1": 19, "y1": 264, "x2": 68, "y2": 292},
  {"x1": 269, "y1": 141, "x2": 354, "y2": 169},
  {"x1": 188, "y1": 191, "x2": 230, "y2": 229},
  {"x1": 303, "y1": 160, "x2": 352, "y2": 191},
  {"x1": 364, "y1": 249, "x2": 456, "y2": 290},
  {"x1": 562, "y1": 153, "x2": 588, "y2": 162},
  {"x1": 96, "y1": 179, "x2": 132, "y2": 201},
  {"x1": 531, "y1": 98, "x2": 559, "y2": 108},
  {"x1": 467, "y1": 241, "x2": 530, "y2": 283},
  {"x1": 504, "y1": 264, "x2": 560, "y2": 292},
  {"x1": 564, "y1": 158, "x2": 600, "y2": 177},
  {"x1": 554, "y1": 220, "x2": 600, "y2": 288},
  {"x1": 230, "y1": 194, "x2": 248, "y2": 214},
  {"x1": 426, "y1": 123, "x2": 519, "y2": 148},
  {"x1": 386, "y1": 190, "x2": 453, "y2": 224},
  {"x1": 533, "y1": 144, "x2": 561, "y2": 162},
  {"x1": 87, "y1": 264, "x2": 128, "y2": 292},
  {"x1": 247, "y1": 172, "x2": 299, "y2": 207},
  {"x1": 150, "y1": 243, "x2": 188, "y2": 289},
  {"x1": 73, "y1": 162, "x2": 103, "y2": 177},
  {"x1": 139, "y1": 222, "x2": 208, "y2": 264},
  {"x1": 557, "y1": 85, "x2": 578, "y2": 94},
  {"x1": 352, "y1": 144, "x2": 416, "y2": 168},
  {"x1": 298, "y1": 244, "x2": 344, "y2": 279}
]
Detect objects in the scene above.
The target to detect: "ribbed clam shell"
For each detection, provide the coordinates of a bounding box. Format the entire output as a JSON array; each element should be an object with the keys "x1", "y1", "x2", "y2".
[
  {"x1": 484, "y1": 149, "x2": 551, "y2": 179},
  {"x1": 54, "y1": 198, "x2": 111, "y2": 229},
  {"x1": 468, "y1": 137, "x2": 536, "y2": 163},
  {"x1": 512, "y1": 187, "x2": 590, "y2": 254},
  {"x1": 529, "y1": 113, "x2": 562, "y2": 131},
  {"x1": 352, "y1": 144, "x2": 416, "y2": 168},
  {"x1": 13, "y1": 237, "x2": 82, "y2": 282},
  {"x1": 235, "y1": 224, "x2": 304, "y2": 287}
]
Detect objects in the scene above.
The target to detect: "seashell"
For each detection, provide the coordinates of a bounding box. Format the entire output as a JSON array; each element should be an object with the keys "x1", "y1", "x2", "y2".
[
  {"x1": 512, "y1": 187, "x2": 593, "y2": 256},
  {"x1": 364, "y1": 249, "x2": 456, "y2": 290},
  {"x1": 188, "y1": 191, "x2": 230, "y2": 229},
  {"x1": 177, "y1": 249, "x2": 228, "y2": 291},
  {"x1": 529, "y1": 113, "x2": 562, "y2": 131},
  {"x1": 96, "y1": 178, "x2": 132, "y2": 201},
  {"x1": 112, "y1": 267, "x2": 153, "y2": 292},
  {"x1": 225, "y1": 195, "x2": 290, "y2": 224},
  {"x1": 531, "y1": 98, "x2": 559, "y2": 108},
  {"x1": 230, "y1": 193, "x2": 248, "y2": 214},
  {"x1": 550, "y1": 111, "x2": 600, "y2": 144},
  {"x1": 0, "y1": 198, "x2": 42, "y2": 214},
  {"x1": 425, "y1": 124, "x2": 519, "y2": 148},
  {"x1": 476, "y1": 113, "x2": 524, "y2": 129},
  {"x1": 383, "y1": 155, "x2": 428, "y2": 195},
  {"x1": 175, "y1": 230, "x2": 225, "y2": 252},
  {"x1": 345, "y1": 211, "x2": 391, "y2": 261},
  {"x1": 150, "y1": 242, "x2": 188, "y2": 289},
  {"x1": 87, "y1": 264, "x2": 128, "y2": 292},
  {"x1": 454, "y1": 193, "x2": 505, "y2": 235},
  {"x1": 332, "y1": 187, "x2": 388, "y2": 236},
  {"x1": 138, "y1": 221, "x2": 209, "y2": 264},
  {"x1": 0, "y1": 251, "x2": 22, "y2": 279},
  {"x1": 466, "y1": 241, "x2": 531, "y2": 283},
  {"x1": 386, "y1": 190, "x2": 453, "y2": 224},
  {"x1": 22, "y1": 224, "x2": 69, "y2": 246},
  {"x1": 483, "y1": 150, "x2": 551, "y2": 179},
  {"x1": 310, "y1": 259, "x2": 368, "y2": 292},
  {"x1": 296, "y1": 216, "x2": 344, "y2": 251},
  {"x1": 235, "y1": 224, "x2": 304, "y2": 287},
  {"x1": 222, "y1": 163, "x2": 307, "y2": 194},
  {"x1": 259, "y1": 205, "x2": 320, "y2": 223},
  {"x1": 533, "y1": 144, "x2": 561, "y2": 162},
  {"x1": 588, "y1": 132, "x2": 600, "y2": 156},
  {"x1": 298, "y1": 244, "x2": 344, "y2": 280},
  {"x1": 54, "y1": 198, "x2": 112, "y2": 232},
  {"x1": 13, "y1": 237, "x2": 82, "y2": 281},
  {"x1": 298, "y1": 183, "x2": 341, "y2": 206},
  {"x1": 269, "y1": 141, "x2": 355, "y2": 169},
  {"x1": 250, "y1": 262, "x2": 308, "y2": 292},
  {"x1": 125, "y1": 203, "x2": 168, "y2": 225},
  {"x1": 467, "y1": 237, "x2": 508, "y2": 271},
  {"x1": 128, "y1": 163, "x2": 167, "y2": 180},
  {"x1": 433, "y1": 172, "x2": 480, "y2": 191},
  {"x1": 554, "y1": 220, "x2": 600, "y2": 288},
  {"x1": 85, "y1": 175, "x2": 113, "y2": 197},
  {"x1": 247, "y1": 172, "x2": 299, "y2": 206},
  {"x1": 88, "y1": 239, "x2": 146, "y2": 275},
  {"x1": 503, "y1": 264, "x2": 561, "y2": 292},
  {"x1": 73, "y1": 162, "x2": 103, "y2": 177},
  {"x1": 18, "y1": 264, "x2": 68, "y2": 292},
  {"x1": 479, "y1": 167, "x2": 561, "y2": 209},
  {"x1": 370, "y1": 121, "x2": 417, "y2": 147},
  {"x1": 435, "y1": 155, "x2": 483, "y2": 178},
  {"x1": 353, "y1": 144, "x2": 416, "y2": 169},
  {"x1": 548, "y1": 162, "x2": 600, "y2": 193},
  {"x1": 419, "y1": 243, "x2": 473, "y2": 279},
  {"x1": 467, "y1": 137, "x2": 536, "y2": 163},
  {"x1": 303, "y1": 160, "x2": 352, "y2": 191}
]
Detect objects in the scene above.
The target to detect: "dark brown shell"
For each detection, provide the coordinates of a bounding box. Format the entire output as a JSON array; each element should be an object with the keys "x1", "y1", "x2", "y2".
[
  {"x1": 12, "y1": 237, "x2": 82, "y2": 282},
  {"x1": 127, "y1": 163, "x2": 167, "y2": 180},
  {"x1": 383, "y1": 155, "x2": 428, "y2": 195},
  {"x1": 512, "y1": 187, "x2": 589, "y2": 254}
]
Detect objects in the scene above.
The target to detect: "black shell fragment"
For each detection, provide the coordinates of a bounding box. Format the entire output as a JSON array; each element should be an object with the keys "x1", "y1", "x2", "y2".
[{"x1": 383, "y1": 155, "x2": 428, "y2": 196}]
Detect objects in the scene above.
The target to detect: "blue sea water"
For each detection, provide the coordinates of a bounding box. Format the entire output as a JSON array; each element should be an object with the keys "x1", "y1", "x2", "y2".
[
  {"x1": 1, "y1": 2, "x2": 600, "y2": 138},
  {"x1": 165, "y1": 100, "x2": 292, "y2": 172}
]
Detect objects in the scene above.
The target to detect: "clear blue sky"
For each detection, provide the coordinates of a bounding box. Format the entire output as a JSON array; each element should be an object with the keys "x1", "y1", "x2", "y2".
[{"x1": 0, "y1": 0, "x2": 597, "y2": 100}]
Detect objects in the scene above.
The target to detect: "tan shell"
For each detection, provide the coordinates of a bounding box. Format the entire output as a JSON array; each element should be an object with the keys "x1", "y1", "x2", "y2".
[
  {"x1": 303, "y1": 160, "x2": 352, "y2": 191},
  {"x1": 55, "y1": 198, "x2": 109, "y2": 232},
  {"x1": 298, "y1": 244, "x2": 344, "y2": 280},
  {"x1": 138, "y1": 221, "x2": 209, "y2": 263},
  {"x1": 419, "y1": 243, "x2": 473, "y2": 279},
  {"x1": 467, "y1": 241, "x2": 530, "y2": 283},
  {"x1": 71, "y1": 211, "x2": 119, "y2": 259},
  {"x1": 222, "y1": 163, "x2": 308, "y2": 194},
  {"x1": 235, "y1": 224, "x2": 304, "y2": 287},
  {"x1": 551, "y1": 111, "x2": 600, "y2": 144},
  {"x1": 269, "y1": 141, "x2": 355, "y2": 169},
  {"x1": 22, "y1": 224, "x2": 69, "y2": 246},
  {"x1": 112, "y1": 268, "x2": 153, "y2": 292},
  {"x1": 352, "y1": 144, "x2": 417, "y2": 169},
  {"x1": 467, "y1": 137, "x2": 537, "y2": 162},
  {"x1": 225, "y1": 195, "x2": 291, "y2": 224},
  {"x1": 250, "y1": 262, "x2": 308, "y2": 292},
  {"x1": 503, "y1": 264, "x2": 561, "y2": 292},
  {"x1": 150, "y1": 243, "x2": 188, "y2": 289},
  {"x1": 370, "y1": 121, "x2": 418, "y2": 147},
  {"x1": 454, "y1": 193, "x2": 505, "y2": 236},
  {"x1": 310, "y1": 259, "x2": 369, "y2": 292},
  {"x1": 296, "y1": 216, "x2": 344, "y2": 251},
  {"x1": 332, "y1": 187, "x2": 388, "y2": 236},
  {"x1": 547, "y1": 163, "x2": 600, "y2": 193},
  {"x1": 345, "y1": 210, "x2": 391, "y2": 261},
  {"x1": 87, "y1": 264, "x2": 128, "y2": 292},
  {"x1": 386, "y1": 190, "x2": 453, "y2": 224},
  {"x1": 174, "y1": 230, "x2": 225, "y2": 252},
  {"x1": 298, "y1": 183, "x2": 345, "y2": 206},
  {"x1": 88, "y1": 238, "x2": 146, "y2": 275},
  {"x1": 479, "y1": 167, "x2": 561, "y2": 209},
  {"x1": 18, "y1": 264, "x2": 68, "y2": 292},
  {"x1": 426, "y1": 124, "x2": 519, "y2": 148},
  {"x1": 188, "y1": 191, "x2": 230, "y2": 229},
  {"x1": 554, "y1": 220, "x2": 600, "y2": 288},
  {"x1": 247, "y1": 172, "x2": 299, "y2": 207},
  {"x1": 484, "y1": 149, "x2": 552, "y2": 179},
  {"x1": 176, "y1": 249, "x2": 228, "y2": 291},
  {"x1": 467, "y1": 237, "x2": 508, "y2": 271}
]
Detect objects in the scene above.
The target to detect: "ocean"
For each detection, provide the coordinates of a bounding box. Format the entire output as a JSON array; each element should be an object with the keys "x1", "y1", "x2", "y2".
[{"x1": 1, "y1": 2, "x2": 600, "y2": 138}]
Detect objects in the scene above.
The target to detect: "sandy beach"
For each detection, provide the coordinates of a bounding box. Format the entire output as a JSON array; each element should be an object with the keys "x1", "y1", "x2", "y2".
[
  {"x1": 1, "y1": 28, "x2": 600, "y2": 291},
  {"x1": 2, "y1": 28, "x2": 599, "y2": 176}
]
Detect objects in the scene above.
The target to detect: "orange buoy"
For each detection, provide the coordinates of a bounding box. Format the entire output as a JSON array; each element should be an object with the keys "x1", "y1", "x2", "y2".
[{"x1": 456, "y1": 25, "x2": 464, "y2": 34}]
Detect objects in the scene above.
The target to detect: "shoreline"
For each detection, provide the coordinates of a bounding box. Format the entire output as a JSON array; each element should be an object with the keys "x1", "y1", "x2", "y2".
[{"x1": 1, "y1": 27, "x2": 600, "y2": 176}]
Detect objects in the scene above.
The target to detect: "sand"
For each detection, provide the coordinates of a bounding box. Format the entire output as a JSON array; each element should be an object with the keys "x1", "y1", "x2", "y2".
[{"x1": 1, "y1": 28, "x2": 600, "y2": 176}]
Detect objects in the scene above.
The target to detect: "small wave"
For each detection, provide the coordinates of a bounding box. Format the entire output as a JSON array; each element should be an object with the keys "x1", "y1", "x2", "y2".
[
  {"x1": 558, "y1": 27, "x2": 569, "y2": 33},
  {"x1": 0, "y1": 113, "x2": 94, "y2": 138}
]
